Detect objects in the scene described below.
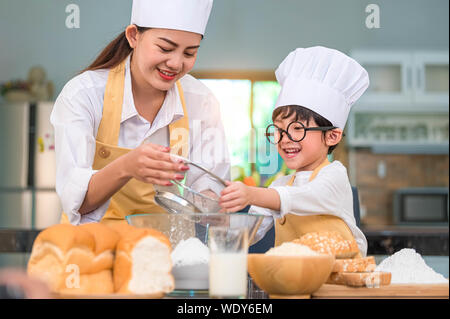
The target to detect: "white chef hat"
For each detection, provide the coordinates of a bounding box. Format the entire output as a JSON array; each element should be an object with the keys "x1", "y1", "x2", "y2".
[
  {"x1": 130, "y1": 0, "x2": 213, "y2": 36},
  {"x1": 274, "y1": 46, "x2": 369, "y2": 129}
]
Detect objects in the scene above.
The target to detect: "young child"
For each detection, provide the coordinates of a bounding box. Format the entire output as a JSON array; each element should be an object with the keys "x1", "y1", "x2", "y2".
[{"x1": 219, "y1": 46, "x2": 369, "y2": 257}]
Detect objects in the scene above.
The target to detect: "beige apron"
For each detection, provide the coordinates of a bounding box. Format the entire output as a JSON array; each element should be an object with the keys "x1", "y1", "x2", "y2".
[
  {"x1": 274, "y1": 158, "x2": 361, "y2": 257},
  {"x1": 60, "y1": 58, "x2": 190, "y2": 226}
]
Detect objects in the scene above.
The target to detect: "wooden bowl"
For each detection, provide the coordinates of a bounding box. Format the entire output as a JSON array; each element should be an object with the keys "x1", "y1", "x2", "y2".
[{"x1": 247, "y1": 254, "x2": 335, "y2": 297}]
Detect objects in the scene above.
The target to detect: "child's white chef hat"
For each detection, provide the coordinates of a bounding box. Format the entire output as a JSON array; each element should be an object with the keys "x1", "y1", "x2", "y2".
[
  {"x1": 274, "y1": 46, "x2": 369, "y2": 129},
  {"x1": 131, "y1": 0, "x2": 213, "y2": 36}
]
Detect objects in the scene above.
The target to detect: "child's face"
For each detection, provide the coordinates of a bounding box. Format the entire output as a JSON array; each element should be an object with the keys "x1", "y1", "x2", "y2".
[{"x1": 274, "y1": 114, "x2": 329, "y2": 172}]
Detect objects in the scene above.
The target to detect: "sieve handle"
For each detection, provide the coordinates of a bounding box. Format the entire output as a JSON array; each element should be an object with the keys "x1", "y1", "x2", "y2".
[
  {"x1": 171, "y1": 179, "x2": 219, "y2": 202},
  {"x1": 171, "y1": 155, "x2": 227, "y2": 186}
]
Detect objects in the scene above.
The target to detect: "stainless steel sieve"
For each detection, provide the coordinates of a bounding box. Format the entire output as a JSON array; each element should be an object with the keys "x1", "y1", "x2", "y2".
[{"x1": 154, "y1": 155, "x2": 227, "y2": 214}]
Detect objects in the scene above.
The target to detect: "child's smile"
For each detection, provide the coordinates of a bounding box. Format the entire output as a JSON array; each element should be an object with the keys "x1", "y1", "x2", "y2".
[{"x1": 281, "y1": 145, "x2": 302, "y2": 158}]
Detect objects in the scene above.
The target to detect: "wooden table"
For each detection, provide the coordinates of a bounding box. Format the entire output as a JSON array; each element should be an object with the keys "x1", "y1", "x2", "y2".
[{"x1": 312, "y1": 283, "x2": 449, "y2": 299}]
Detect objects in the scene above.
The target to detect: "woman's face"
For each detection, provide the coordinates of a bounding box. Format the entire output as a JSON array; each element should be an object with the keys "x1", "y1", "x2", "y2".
[{"x1": 128, "y1": 27, "x2": 202, "y2": 91}]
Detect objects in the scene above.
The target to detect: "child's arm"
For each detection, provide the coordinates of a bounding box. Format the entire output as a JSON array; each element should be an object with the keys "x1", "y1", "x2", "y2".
[{"x1": 219, "y1": 181, "x2": 281, "y2": 213}]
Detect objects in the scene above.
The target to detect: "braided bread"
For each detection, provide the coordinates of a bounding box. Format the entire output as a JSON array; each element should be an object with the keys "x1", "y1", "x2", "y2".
[{"x1": 293, "y1": 231, "x2": 359, "y2": 258}]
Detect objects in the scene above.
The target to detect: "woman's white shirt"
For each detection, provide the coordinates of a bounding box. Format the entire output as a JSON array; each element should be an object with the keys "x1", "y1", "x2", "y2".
[
  {"x1": 249, "y1": 160, "x2": 367, "y2": 257},
  {"x1": 50, "y1": 55, "x2": 230, "y2": 225}
]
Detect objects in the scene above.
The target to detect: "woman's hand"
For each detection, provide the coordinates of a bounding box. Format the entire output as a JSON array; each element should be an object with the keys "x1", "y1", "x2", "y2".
[
  {"x1": 122, "y1": 143, "x2": 189, "y2": 186},
  {"x1": 219, "y1": 181, "x2": 252, "y2": 213}
]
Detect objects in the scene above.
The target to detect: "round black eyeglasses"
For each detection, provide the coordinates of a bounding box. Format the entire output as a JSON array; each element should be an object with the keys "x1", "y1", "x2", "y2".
[{"x1": 265, "y1": 121, "x2": 337, "y2": 144}]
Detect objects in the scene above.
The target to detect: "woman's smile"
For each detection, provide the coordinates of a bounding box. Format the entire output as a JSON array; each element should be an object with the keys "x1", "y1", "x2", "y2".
[{"x1": 157, "y1": 68, "x2": 178, "y2": 81}]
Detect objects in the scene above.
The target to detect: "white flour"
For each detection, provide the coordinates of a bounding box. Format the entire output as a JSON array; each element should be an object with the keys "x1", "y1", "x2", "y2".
[
  {"x1": 266, "y1": 242, "x2": 320, "y2": 256},
  {"x1": 375, "y1": 248, "x2": 448, "y2": 284},
  {"x1": 171, "y1": 237, "x2": 210, "y2": 267}
]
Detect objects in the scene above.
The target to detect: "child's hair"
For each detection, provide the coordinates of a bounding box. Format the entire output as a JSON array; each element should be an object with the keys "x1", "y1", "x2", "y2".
[{"x1": 272, "y1": 105, "x2": 339, "y2": 154}]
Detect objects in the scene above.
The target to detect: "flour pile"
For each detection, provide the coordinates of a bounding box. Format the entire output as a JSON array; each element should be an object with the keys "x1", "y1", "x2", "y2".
[
  {"x1": 375, "y1": 248, "x2": 448, "y2": 284},
  {"x1": 171, "y1": 237, "x2": 210, "y2": 267},
  {"x1": 266, "y1": 242, "x2": 321, "y2": 256}
]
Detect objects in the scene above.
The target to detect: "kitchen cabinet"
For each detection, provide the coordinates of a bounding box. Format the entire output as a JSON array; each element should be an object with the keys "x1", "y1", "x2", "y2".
[
  {"x1": 346, "y1": 109, "x2": 449, "y2": 152},
  {"x1": 351, "y1": 50, "x2": 449, "y2": 109},
  {"x1": 351, "y1": 51, "x2": 412, "y2": 106},
  {"x1": 346, "y1": 50, "x2": 449, "y2": 152},
  {"x1": 413, "y1": 51, "x2": 449, "y2": 105}
]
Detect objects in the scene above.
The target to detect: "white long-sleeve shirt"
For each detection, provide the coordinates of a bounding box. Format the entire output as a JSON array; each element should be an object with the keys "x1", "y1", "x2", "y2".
[
  {"x1": 250, "y1": 160, "x2": 367, "y2": 257},
  {"x1": 50, "y1": 55, "x2": 230, "y2": 225}
]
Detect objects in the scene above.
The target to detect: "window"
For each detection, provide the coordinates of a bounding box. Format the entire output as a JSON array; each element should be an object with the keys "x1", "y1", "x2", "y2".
[
  {"x1": 199, "y1": 79, "x2": 252, "y2": 171},
  {"x1": 192, "y1": 71, "x2": 283, "y2": 181}
]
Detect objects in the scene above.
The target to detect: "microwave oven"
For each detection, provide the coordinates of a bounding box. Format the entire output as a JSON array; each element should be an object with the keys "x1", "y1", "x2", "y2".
[{"x1": 393, "y1": 187, "x2": 449, "y2": 226}]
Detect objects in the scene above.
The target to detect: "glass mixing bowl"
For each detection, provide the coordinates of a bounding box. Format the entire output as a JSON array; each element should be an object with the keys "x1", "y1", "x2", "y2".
[{"x1": 126, "y1": 212, "x2": 271, "y2": 294}]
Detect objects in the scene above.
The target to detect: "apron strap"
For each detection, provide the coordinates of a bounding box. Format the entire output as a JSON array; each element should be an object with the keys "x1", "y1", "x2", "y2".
[
  {"x1": 96, "y1": 59, "x2": 126, "y2": 145},
  {"x1": 169, "y1": 81, "x2": 190, "y2": 157},
  {"x1": 309, "y1": 158, "x2": 331, "y2": 181},
  {"x1": 286, "y1": 158, "x2": 331, "y2": 186}
]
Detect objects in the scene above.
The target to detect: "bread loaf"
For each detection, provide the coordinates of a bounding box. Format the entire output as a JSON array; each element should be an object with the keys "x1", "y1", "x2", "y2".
[
  {"x1": 27, "y1": 224, "x2": 96, "y2": 292},
  {"x1": 79, "y1": 223, "x2": 120, "y2": 273},
  {"x1": 294, "y1": 231, "x2": 359, "y2": 258},
  {"x1": 108, "y1": 223, "x2": 137, "y2": 239},
  {"x1": 28, "y1": 222, "x2": 175, "y2": 295},
  {"x1": 332, "y1": 256, "x2": 376, "y2": 273},
  {"x1": 27, "y1": 223, "x2": 119, "y2": 294},
  {"x1": 58, "y1": 270, "x2": 115, "y2": 295},
  {"x1": 326, "y1": 272, "x2": 346, "y2": 285},
  {"x1": 113, "y1": 227, "x2": 174, "y2": 294},
  {"x1": 327, "y1": 271, "x2": 391, "y2": 287}
]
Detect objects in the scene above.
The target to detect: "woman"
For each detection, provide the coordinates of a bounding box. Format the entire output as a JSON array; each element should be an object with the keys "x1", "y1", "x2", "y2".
[{"x1": 51, "y1": 0, "x2": 230, "y2": 225}]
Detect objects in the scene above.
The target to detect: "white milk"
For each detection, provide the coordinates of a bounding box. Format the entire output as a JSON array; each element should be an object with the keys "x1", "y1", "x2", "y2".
[{"x1": 209, "y1": 253, "x2": 247, "y2": 297}]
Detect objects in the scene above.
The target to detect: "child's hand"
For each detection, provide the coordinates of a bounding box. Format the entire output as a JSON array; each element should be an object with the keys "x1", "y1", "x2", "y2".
[{"x1": 219, "y1": 181, "x2": 252, "y2": 213}]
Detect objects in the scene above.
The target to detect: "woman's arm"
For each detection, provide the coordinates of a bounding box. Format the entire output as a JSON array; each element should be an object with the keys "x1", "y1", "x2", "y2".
[
  {"x1": 51, "y1": 90, "x2": 188, "y2": 221},
  {"x1": 79, "y1": 143, "x2": 189, "y2": 215},
  {"x1": 78, "y1": 153, "x2": 131, "y2": 215}
]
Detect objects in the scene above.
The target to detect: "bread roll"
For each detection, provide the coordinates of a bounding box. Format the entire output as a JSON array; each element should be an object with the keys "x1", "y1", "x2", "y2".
[
  {"x1": 332, "y1": 256, "x2": 376, "y2": 273},
  {"x1": 28, "y1": 223, "x2": 119, "y2": 294},
  {"x1": 79, "y1": 223, "x2": 119, "y2": 273},
  {"x1": 327, "y1": 271, "x2": 391, "y2": 287},
  {"x1": 294, "y1": 231, "x2": 359, "y2": 258},
  {"x1": 28, "y1": 223, "x2": 174, "y2": 295},
  {"x1": 27, "y1": 224, "x2": 97, "y2": 291},
  {"x1": 326, "y1": 272, "x2": 345, "y2": 285},
  {"x1": 113, "y1": 226, "x2": 174, "y2": 294},
  {"x1": 58, "y1": 269, "x2": 115, "y2": 295},
  {"x1": 107, "y1": 223, "x2": 137, "y2": 239}
]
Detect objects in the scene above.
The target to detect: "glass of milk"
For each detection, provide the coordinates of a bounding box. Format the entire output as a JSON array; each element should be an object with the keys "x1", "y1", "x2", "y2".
[{"x1": 208, "y1": 226, "x2": 249, "y2": 299}]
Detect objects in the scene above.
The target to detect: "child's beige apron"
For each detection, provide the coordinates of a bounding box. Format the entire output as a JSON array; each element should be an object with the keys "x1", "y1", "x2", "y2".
[
  {"x1": 60, "y1": 58, "x2": 189, "y2": 226},
  {"x1": 274, "y1": 158, "x2": 361, "y2": 257}
]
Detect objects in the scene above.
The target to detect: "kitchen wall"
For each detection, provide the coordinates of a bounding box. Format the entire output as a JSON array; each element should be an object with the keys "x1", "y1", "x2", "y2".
[
  {"x1": 352, "y1": 151, "x2": 449, "y2": 225},
  {"x1": 0, "y1": 0, "x2": 448, "y2": 96}
]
